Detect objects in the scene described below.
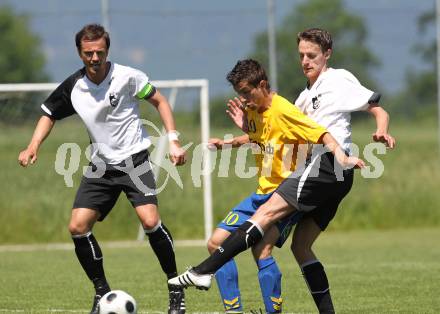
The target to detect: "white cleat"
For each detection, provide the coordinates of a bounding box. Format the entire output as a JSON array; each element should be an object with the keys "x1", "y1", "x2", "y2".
[{"x1": 168, "y1": 268, "x2": 213, "y2": 290}]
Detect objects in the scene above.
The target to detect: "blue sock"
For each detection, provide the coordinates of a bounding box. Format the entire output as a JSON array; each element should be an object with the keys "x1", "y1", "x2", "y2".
[
  {"x1": 258, "y1": 256, "x2": 282, "y2": 313},
  {"x1": 215, "y1": 259, "x2": 242, "y2": 312}
]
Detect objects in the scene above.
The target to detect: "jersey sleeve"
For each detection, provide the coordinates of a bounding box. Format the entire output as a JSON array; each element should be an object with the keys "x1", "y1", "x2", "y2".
[
  {"x1": 131, "y1": 69, "x2": 156, "y2": 99},
  {"x1": 332, "y1": 70, "x2": 376, "y2": 112},
  {"x1": 277, "y1": 106, "x2": 327, "y2": 143},
  {"x1": 40, "y1": 70, "x2": 82, "y2": 120}
]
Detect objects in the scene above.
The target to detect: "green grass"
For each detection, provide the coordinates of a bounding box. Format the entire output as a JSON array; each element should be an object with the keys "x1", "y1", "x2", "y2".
[
  {"x1": 341, "y1": 118, "x2": 440, "y2": 230},
  {"x1": 0, "y1": 228, "x2": 439, "y2": 313},
  {"x1": 1, "y1": 114, "x2": 440, "y2": 243}
]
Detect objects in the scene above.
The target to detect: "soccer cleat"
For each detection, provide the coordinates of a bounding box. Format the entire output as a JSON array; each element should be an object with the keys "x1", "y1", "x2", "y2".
[
  {"x1": 89, "y1": 295, "x2": 101, "y2": 314},
  {"x1": 168, "y1": 284, "x2": 186, "y2": 314},
  {"x1": 167, "y1": 268, "x2": 213, "y2": 290}
]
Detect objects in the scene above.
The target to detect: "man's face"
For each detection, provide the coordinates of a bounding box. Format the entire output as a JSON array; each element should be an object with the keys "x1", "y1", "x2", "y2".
[
  {"x1": 298, "y1": 40, "x2": 331, "y2": 83},
  {"x1": 78, "y1": 37, "x2": 108, "y2": 76},
  {"x1": 234, "y1": 80, "x2": 268, "y2": 110}
]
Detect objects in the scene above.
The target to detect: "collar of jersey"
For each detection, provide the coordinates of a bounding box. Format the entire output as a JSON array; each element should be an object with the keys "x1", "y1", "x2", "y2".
[
  {"x1": 83, "y1": 61, "x2": 114, "y2": 89},
  {"x1": 307, "y1": 67, "x2": 334, "y2": 90}
]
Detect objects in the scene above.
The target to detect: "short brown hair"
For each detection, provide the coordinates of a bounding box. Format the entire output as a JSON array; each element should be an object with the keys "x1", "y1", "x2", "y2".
[
  {"x1": 75, "y1": 24, "x2": 110, "y2": 51},
  {"x1": 297, "y1": 28, "x2": 332, "y2": 52},
  {"x1": 226, "y1": 59, "x2": 270, "y2": 90}
]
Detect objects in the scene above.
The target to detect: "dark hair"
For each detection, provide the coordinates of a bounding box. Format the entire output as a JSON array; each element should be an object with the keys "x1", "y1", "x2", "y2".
[
  {"x1": 226, "y1": 59, "x2": 270, "y2": 90},
  {"x1": 75, "y1": 24, "x2": 110, "y2": 51},
  {"x1": 297, "y1": 28, "x2": 332, "y2": 52}
]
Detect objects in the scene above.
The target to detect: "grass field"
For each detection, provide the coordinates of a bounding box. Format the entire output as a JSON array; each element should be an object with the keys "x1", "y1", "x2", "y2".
[
  {"x1": 1, "y1": 228, "x2": 439, "y2": 313},
  {"x1": 1, "y1": 81, "x2": 439, "y2": 314}
]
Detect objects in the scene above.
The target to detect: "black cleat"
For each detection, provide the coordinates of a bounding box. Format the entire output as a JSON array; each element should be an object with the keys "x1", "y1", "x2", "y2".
[
  {"x1": 90, "y1": 294, "x2": 101, "y2": 314},
  {"x1": 168, "y1": 284, "x2": 186, "y2": 314},
  {"x1": 91, "y1": 278, "x2": 110, "y2": 314}
]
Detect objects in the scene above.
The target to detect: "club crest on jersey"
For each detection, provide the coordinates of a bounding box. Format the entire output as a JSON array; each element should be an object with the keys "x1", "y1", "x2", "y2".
[
  {"x1": 312, "y1": 95, "x2": 321, "y2": 109},
  {"x1": 109, "y1": 93, "x2": 120, "y2": 107}
]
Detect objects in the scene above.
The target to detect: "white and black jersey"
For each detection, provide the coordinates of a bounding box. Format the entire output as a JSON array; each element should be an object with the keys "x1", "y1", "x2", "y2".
[
  {"x1": 41, "y1": 62, "x2": 156, "y2": 164},
  {"x1": 275, "y1": 68, "x2": 380, "y2": 230},
  {"x1": 295, "y1": 68, "x2": 379, "y2": 153}
]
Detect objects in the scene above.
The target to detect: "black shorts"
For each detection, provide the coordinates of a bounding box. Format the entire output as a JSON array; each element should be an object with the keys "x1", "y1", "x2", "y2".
[
  {"x1": 276, "y1": 152, "x2": 353, "y2": 231},
  {"x1": 73, "y1": 150, "x2": 157, "y2": 221}
]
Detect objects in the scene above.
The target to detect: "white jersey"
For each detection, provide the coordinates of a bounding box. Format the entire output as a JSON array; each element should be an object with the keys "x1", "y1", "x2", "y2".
[
  {"x1": 41, "y1": 62, "x2": 155, "y2": 164},
  {"x1": 295, "y1": 68, "x2": 377, "y2": 152}
]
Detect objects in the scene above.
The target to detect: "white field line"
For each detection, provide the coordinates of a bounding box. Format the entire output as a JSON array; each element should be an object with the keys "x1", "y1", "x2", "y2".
[
  {"x1": 1, "y1": 242, "x2": 437, "y2": 272},
  {"x1": 0, "y1": 239, "x2": 205, "y2": 253}
]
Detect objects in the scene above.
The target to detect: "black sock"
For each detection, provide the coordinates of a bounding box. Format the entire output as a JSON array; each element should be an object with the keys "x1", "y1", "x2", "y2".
[
  {"x1": 145, "y1": 222, "x2": 177, "y2": 279},
  {"x1": 72, "y1": 232, "x2": 110, "y2": 296},
  {"x1": 92, "y1": 278, "x2": 111, "y2": 297},
  {"x1": 194, "y1": 220, "x2": 264, "y2": 274},
  {"x1": 302, "y1": 260, "x2": 334, "y2": 314}
]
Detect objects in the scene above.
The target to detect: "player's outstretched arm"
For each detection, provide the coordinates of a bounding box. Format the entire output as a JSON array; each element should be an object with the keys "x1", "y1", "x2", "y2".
[
  {"x1": 207, "y1": 134, "x2": 250, "y2": 150},
  {"x1": 367, "y1": 104, "x2": 396, "y2": 149},
  {"x1": 147, "y1": 89, "x2": 186, "y2": 166},
  {"x1": 18, "y1": 115, "x2": 55, "y2": 167},
  {"x1": 321, "y1": 132, "x2": 366, "y2": 169}
]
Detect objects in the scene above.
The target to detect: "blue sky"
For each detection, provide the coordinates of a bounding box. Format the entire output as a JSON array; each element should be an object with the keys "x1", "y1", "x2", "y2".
[{"x1": 0, "y1": 0, "x2": 435, "y2": 97}]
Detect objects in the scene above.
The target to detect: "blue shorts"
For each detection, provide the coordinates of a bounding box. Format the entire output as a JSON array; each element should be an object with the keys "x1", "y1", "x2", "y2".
[{"x1": 217, "y1": 192, "x2": 303, "y2": 248}]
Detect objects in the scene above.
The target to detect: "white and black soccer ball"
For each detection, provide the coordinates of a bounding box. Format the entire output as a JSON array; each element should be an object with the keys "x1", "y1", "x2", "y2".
[{"x1": 99, "y1": 290, "x2": 137, "y2": 314}]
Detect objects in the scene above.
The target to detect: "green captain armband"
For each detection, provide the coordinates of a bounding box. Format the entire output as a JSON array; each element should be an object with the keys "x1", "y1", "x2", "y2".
[{"x1": 137, "y1": 83, "x2": 156, "y2": 99}]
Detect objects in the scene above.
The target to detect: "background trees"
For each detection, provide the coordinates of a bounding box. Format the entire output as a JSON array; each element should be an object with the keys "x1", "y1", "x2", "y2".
[
  {"x1": 0, "y1": 6, "x2": 49, "y2": 123},
  {"x1": 251, "y1": 0, "x2": 379, "y2": 103},
  {"x1": 389, "y1": 7, "x2": 437, "y2": 117},
  {"x1": 210, "y1": 0, "x2": 381, "y2": 127},
  {"x1": 0, "y1": 5, "x2": 48, "y2": 83}
]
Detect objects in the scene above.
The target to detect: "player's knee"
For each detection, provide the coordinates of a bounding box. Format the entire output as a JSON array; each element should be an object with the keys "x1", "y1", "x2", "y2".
[
  {"x1": 140, "y1": 216, "x2": 160, "y2": 230},
  {"x1": 207, "y1": 228, "x2": 231, "y2": 254},
  {"x1": 142, "y1": 221, "x2": 158, "y2": 230},
  {"x1": 207, "y1": 237, "x2": 219, "y2": 254},
  {"x1": 69, "y1": 208, "x2": 99, "y2": 235},
  {"x1": 68, "y1": 220, "x2": 92, "y2": 235},
  {"x1": 136, "y1": 204, "x2": 160, "y2": 230}
]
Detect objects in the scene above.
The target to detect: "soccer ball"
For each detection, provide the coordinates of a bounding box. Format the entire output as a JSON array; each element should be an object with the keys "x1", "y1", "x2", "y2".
[{"x1": 99, "y1": 290, "x2": 137, "y2": 314}]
